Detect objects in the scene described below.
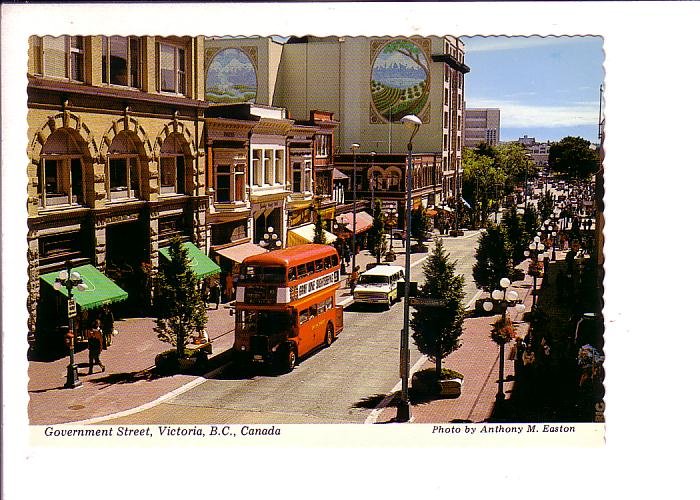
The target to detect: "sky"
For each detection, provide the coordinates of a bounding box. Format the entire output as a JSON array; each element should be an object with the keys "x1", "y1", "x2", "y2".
[{"x1": 461, "y1": 36, "x2": 604, "y2": 144}]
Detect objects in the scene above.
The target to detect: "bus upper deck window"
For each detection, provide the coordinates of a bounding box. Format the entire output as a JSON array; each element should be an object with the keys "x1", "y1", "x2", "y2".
[
  {"x1": 331, "y1": 255, "x2": 339, "y2": 267},
  {"x1": 288, "y1": 267, "x2": 297, "y2": 281},
  {"x1": 315, "y1": 259, "x2": 323, "y2": 272},
  {"x1": 306, "y1": 262, "x2": 315, "y2": 275},
  {"x1": 323, "y1": 257, "x2": 332, "y2": 269}
]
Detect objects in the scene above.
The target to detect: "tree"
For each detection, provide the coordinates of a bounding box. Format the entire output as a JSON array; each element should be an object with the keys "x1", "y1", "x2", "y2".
[
  {"x1": 548, "y1": 136, "x2": 599, "y2": 182},
  {"x1": 522, "y1": 203, "x2": 540, "y2": 239},
  {"x1": 410, "y1": 239, "x2": 468, "y2": 378},
  {"x1": 472, "y1": 225, "x2": 513, "y2": 291},
  {"x1": 539, "y1": 189, "x2": 555, "y2": 221},
  {"x1": 367, "y1": 200, "x2": 387, "y2": 264},
  {"x1": 462, "y1": 148, "x2": 503, "y2": 227},
  {"x1": 313, "y1": 209, "x2": 327, "y2": 244},
  {"x1": 502, "y1": 205, "x2": 527, "y2": 266},
  {"x1": 411, "y1": 206, "x2": 430, "y2": 250},
  {"x1": 153, "y1": 237, "x2": 208, "y2": 359}
]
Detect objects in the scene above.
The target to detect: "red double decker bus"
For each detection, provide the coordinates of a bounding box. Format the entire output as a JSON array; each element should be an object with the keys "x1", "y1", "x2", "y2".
[{"x1": 233, "y1": 244, "x2": 344, "y2": 372}]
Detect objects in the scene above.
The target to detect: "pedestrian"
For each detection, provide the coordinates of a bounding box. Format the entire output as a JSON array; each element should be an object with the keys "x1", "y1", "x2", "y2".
[
  {"x1": 87, "y1": 319, "x2": 105, "y2": 374},
  {"x1": 210, "y1": 281, "x2": 221, "y2": 310},
  {"x1": 401, "y1": 230, "x2": 406, "y2": 248},
  {"x1": 225, "y1": 272, "x2": 234, "y2": 303},
  {"x1": 100, "y1": 306, "x2": 114, "y2": 349},
  {"x1": 349, "y1": 265, "x2": 360, "y2": 294}
]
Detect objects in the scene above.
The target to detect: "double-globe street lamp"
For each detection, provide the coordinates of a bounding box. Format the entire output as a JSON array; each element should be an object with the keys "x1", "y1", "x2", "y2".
[
  {"x1": 483, "y1": 277, "x2": 525, "y2": 401},
  {"x1": 524, "y1": 236, "x2": 546, "y2": 306},
  {"x1": 397, "y1": 114, "x2": 422, "y2": 423},
  {"x1": 259, "y1": 226, "x2": 282, "y2": 251},
  {"x1": 53, "y1": 260, "x2": 88, "y2": 388}
]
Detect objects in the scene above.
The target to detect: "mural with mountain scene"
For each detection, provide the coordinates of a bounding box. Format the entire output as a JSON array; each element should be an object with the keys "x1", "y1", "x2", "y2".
[
  {"x1": 206, "y1": 48, "x2": 257, "y2": 103},
  {"x1": 371, "y1": 39, "x2": 430, "y2": 122}
]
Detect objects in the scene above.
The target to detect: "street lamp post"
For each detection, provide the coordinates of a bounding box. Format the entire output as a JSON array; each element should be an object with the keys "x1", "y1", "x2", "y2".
[
  {"x1": 259, "y1": 226, "x2": 282, "y2": 252},
  {"x1": 524, "y1": 236, "x2": 546, "y2": 306},
  {"x1": 370, "y1": 151, "x2": 377, "y2": 209},
  {"x1": 351, "y1": 143, "x2": 360, "y2": 278},
  {"x1": 483, "y1": 277, "x2": 522, "y2": 401},
  {"x1": 397, "y1": 114, "x2": 421, "y2": 423},
  {"x1": 53, "y1": 260, "x2": 88, "y2": 388}
]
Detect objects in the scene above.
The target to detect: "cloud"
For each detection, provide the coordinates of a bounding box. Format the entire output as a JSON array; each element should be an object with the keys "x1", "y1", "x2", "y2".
[
  {"x1": 467, "y1": 98, "x2": 600, "y2": 128},
  {"x1": 462, "y1": 36, "x2": 591, "y2": 53}
]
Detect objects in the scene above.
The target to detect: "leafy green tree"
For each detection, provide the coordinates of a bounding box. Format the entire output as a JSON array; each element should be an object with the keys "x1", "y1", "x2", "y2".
[
  {"x1": 472, "y1": 225, "x2": 513, "y2": 291},
  {"x1": 502, "y1": 206, "x2": 527, "y2": 265},
  {"x1": 367, "y1": 200, "x2": 387, "y2": 264},
  {"x1": 411, "y1": 206, "x2": 430, "y2": 250},
  {"x1": 154, "y1": 237, "x2": 208, "y2": 359},
  {"x1": 410, "y1": 239, "x2": 468, "y2": 377},
  {"x1": 523, "y1": 203, "x2": 540, "y2": 239},
  {"x1": 462, "y1": 148, "x2": 504, "y2": 227},
  {"x1": 494, "y1": 142, "x2": 536, "y2": 193},
  {"x1": 539, "y1": 189, "x2": 555, "y2": 221},
  {"x1": 313, "y1": 209, "x2": 327, "y2": 244},
  {"x1": 548, "y1": 136, "x2": 599, "y2": 182}
]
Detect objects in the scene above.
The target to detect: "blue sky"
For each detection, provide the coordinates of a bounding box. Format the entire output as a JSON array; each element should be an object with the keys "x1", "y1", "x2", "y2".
[{"x1": 461, "y1": 36, "x2": 604, "y2": 143}]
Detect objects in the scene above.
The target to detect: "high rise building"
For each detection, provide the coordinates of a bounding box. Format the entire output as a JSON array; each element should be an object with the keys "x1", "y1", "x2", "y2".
[{"x1": 463, "y1": 108, "x2": 500, "y2": 148}]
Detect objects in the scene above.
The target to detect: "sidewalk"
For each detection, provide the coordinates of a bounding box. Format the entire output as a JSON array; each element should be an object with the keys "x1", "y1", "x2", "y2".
[
  {"x1": 373, "y1": 252, "x2": 543, "y2": 424},
  {"x1": 28, "y1": 304, "x2": 236, "y2": 425}
]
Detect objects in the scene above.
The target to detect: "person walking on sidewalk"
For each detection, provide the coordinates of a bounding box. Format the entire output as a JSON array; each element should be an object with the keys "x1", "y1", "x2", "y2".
[
  {"x1": 210, "y1": 281, "x2": 221, "y2": 310},
  {"x1": 100, "y1": 306, "x2": 114, "y2": 349},
  {"x1": 87, "y1": 320, "x2": 105, "y2": 374}
]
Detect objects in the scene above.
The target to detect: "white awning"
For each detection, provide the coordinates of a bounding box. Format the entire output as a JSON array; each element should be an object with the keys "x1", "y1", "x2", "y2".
[
  {"x1": 288, "y1": 223, "x2": 338, "y2": 246},
  {"x1": 214, "y1": 242, "x2": 266, "y2": 264}
]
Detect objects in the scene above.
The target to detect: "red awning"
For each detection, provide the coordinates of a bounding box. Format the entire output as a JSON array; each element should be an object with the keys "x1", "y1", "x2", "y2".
[{"x1": 335, "y1": 211, "x2": 374, "y2": 234}]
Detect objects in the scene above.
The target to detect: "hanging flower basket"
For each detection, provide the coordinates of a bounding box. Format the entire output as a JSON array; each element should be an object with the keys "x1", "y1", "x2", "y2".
[
  {"x1": 490, "y1": 316, "x2": 516, "y2": 345},
  {"x1": 528, "y1": 261, "x2": 544, "y2": 277}
]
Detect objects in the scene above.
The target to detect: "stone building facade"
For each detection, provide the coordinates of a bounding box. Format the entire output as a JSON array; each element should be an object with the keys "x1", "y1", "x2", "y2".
[{"x1": 27, "y1": 35, "x2": 208, "y2": 350}]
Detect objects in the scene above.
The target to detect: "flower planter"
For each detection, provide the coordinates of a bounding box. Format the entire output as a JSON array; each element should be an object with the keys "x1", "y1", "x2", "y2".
[
  {"x1": 437, "y1": 377, "x2": 463, "y2": 397},
  {"x1": 411, "y1": 371, "x2": 464, "y2": 398}
]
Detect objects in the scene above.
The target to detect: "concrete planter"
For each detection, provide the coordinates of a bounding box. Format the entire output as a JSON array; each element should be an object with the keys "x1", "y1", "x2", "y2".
[
  {"x1": 437, "y1": 377, "x2": 463, "y2": 397},
  {"x1": 411, "y1": 372, "x2": 464, "y2": 398}
]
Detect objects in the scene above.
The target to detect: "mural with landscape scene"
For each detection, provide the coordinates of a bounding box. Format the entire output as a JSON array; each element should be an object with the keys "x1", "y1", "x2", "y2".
[
  {"x1": 370, "y1": 39, "x2": 430, "y2": 122},
  {"x1": 205, "y1": 47, "x2": 257, "y2": 103}
]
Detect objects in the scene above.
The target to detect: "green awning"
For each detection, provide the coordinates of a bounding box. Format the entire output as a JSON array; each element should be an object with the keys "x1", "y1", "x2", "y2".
[
  {"x1": 159, "y1": 242, "x2": 221, "y2": 279},
  {"x1": 40, "y1": 264, "x2": 128, "y2": 310}
]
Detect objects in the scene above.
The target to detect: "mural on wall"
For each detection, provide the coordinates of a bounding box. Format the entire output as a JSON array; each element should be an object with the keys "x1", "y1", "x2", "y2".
[
  {"x1": 370, "y1": 38, "x2": 431, "y2": 124},
  {"x1": 205, "y1": 47, "x2": 258, "y2": 103}
]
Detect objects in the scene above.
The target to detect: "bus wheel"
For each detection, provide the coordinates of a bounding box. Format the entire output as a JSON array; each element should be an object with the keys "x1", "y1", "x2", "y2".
[
  {"x1": 325, "y1": 323, "x2": 334, "y2": 347},
  {"x1": 282, "y1": 347, "x2": 296, "y2": 373}
]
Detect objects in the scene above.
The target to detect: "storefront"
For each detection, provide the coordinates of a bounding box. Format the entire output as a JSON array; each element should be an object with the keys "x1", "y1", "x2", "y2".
[{"x1": 38, "y1": 265, "x2": 128, "y2": 352}]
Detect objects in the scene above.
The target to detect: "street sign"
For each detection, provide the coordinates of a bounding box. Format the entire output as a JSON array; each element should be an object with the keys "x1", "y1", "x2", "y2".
[
  {"x1": 67, "y1": 298, "x2": 77, "y2": 318},
  {"x1": 409, "y1": 297, "x2": 445, "y2": 307}
]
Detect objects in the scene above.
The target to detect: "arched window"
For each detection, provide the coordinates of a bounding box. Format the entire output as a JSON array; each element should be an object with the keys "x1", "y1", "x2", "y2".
[
  {"x1": 39, "y1": 128, "x2": 85, "y2": 207},
  {"x1": 159, "y1": 134, "x2": 188, "y2": 195},
  {"x1": 107, "y1": 132, "x2": 141, "y2": 200}
]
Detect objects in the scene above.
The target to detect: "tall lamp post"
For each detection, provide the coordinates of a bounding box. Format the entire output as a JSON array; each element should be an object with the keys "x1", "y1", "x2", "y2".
[
  {"x1": 524, "y1": 236, "x2": 546, "y2": 306},
  {"x1": 397, "y1": 114, "x2": 422, "y2": 423},
  {"x1": 351, "y1": 142, "x2": 360, "y2": 277},
  {"x1": 53, "y1": 260, "x2": 88, "y2": 388},
  {"x1": 259, "y1": 226, "x2": 282, "y2": 252},
  {"x1": 370, "y1": 151, "x2": 377, "y2": 209},
  {"x1": 483, "y1": 277, "x2": 522, "y2": 401}
]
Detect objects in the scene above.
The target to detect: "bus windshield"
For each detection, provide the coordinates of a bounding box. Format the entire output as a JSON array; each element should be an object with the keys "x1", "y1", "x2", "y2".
[
  {"x1": 236, "y1": 309, "x2": 293, "y2": 334},
  {"x1": 241, "y1": 265, "x2": 286, "y2": 284},
  {"x1": 358, "y1": 275, "x2": 390, "y2": 285}
]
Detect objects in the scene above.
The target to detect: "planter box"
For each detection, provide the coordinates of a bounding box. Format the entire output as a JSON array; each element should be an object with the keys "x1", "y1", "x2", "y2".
[
  {"x1": 438, "y1": 377, "x2": 463, "y2": 397},
  {"x1": 411, "y1": 373, "x2": 464, "y2": 398}
]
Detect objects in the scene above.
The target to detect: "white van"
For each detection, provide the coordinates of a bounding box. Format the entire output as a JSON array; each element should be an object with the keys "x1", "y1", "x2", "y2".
[{"x1": 353, "y1": 265, "x2": 405, "y2": 309}]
